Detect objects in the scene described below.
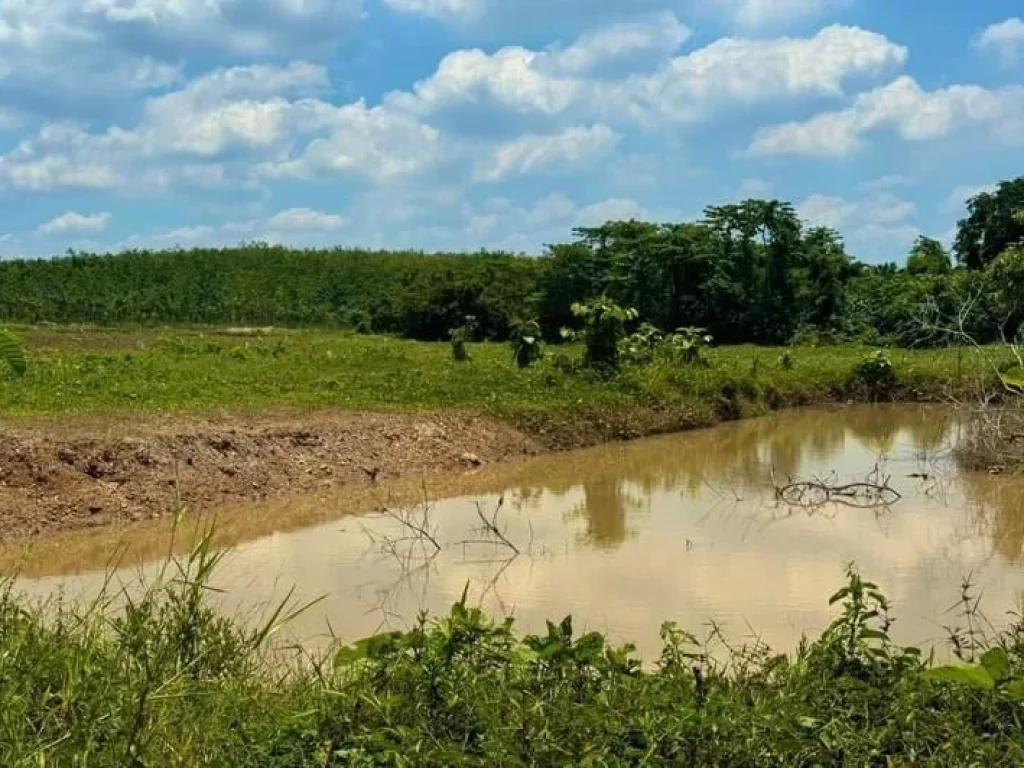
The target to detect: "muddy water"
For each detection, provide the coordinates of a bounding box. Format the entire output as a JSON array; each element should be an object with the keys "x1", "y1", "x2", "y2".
[{"x1": 8, "y1": 405, "x2": 1024, "y2": 659}]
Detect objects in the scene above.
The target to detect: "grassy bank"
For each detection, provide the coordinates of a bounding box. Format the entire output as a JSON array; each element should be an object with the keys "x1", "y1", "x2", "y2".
[
  {"x1": 4, "y1": 539, "x2": 1024, "y2": 766},
  {"x1": 0, "y1": 326, "x2": 1006, "y2": 446}
]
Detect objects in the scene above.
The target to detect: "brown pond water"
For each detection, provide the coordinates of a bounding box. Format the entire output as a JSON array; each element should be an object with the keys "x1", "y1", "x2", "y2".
[{"x1": 7, "y1": 405, "x2": 1024, "y2": 660}]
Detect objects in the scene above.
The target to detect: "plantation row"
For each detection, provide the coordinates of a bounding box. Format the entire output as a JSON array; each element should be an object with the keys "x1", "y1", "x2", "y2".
[{"x1": 1, "y1": 177, "x2": 1022, "y2": 346}]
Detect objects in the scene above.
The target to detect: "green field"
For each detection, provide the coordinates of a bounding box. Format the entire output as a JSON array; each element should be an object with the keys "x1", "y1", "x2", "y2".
[{"x1": 0, "y1": 326, "x2": 1003, "y2": 437}]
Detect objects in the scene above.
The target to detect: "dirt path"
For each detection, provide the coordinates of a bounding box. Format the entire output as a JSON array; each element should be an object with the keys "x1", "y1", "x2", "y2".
[{"x1": 0, "y1": 410, "x2": 543, "y2": 540}]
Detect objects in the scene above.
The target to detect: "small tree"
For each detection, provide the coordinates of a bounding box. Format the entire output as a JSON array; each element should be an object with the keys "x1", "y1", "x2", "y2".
[
  {"x1": 668, "y1": 326, "x2": 713, "y2": 366},
  {"x1": 511, "y1": 319, "x2": 545, "y2": 369},
  {"x1": 563, "y1": 299, "x2": 637, "y2": 371},
  {"x1": 906, "y1": 236, "x2": 952, "y2": 276},
  {"x1": 449, "y1": 315, "x2": 477, "y2": 363}
]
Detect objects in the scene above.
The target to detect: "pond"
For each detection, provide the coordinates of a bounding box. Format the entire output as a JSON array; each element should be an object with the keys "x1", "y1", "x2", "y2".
[{"x1": 7, "y1": 405, "x2": 1024, "y2": 659}]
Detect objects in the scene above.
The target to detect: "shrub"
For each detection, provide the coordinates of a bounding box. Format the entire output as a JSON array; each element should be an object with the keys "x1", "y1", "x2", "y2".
[
  {"x1": 563, "y1": 299, "x2": 638, "y2": 372},
  {"x1": 852, "y1": 350, "x2": 897, "y2": 394},
  {"x1": 449, "y1": 315, "x2": 478, "y2": 363},
  {"x1": 511, "y1": 319, "x2": 545, "y2": 369}
]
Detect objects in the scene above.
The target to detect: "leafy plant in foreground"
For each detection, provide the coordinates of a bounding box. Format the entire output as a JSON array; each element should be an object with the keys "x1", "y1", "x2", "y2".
[
  {"x1": 563, "y1": 298, "x2": 638, "y2": 372},
  {"x1": 0, "y1": 330, "x2": 27, "y2": 376},
  {"x1": 668, "y1": 326, "x2": 714, "y2": 366}
]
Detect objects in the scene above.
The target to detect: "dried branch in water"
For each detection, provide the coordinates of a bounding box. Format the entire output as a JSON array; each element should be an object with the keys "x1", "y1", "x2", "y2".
[{"x1": 773, "y1": 469, "x2": 902, "y2": 510}]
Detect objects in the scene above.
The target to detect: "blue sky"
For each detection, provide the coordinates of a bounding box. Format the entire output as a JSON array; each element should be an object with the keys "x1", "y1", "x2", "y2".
[{"x1": 0, "y1": 0, "x2": 1022, "y2": 263}]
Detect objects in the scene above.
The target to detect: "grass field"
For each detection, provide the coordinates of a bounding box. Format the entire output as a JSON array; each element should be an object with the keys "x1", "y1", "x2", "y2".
[{"x1": 0, "y1": 326, "x2": 1004, "y2": 432}]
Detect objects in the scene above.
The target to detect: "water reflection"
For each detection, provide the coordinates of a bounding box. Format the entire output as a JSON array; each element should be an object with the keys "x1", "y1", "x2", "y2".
[{"x1": 6, "y1": 405, "x2": 1024, "y2": 660}]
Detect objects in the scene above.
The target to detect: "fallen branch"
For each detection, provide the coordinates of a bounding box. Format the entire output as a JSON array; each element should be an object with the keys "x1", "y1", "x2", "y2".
[{"x1": 774, "y1": 475, "x2": 902, "y2": 510}]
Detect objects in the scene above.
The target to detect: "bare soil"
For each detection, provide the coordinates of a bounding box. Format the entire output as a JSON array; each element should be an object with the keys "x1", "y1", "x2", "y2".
[{"x1": 0, "y1": 410, "x2": 543, "y2": 541}]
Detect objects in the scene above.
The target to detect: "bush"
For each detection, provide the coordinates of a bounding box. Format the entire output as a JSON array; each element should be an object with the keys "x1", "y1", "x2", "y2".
[
  {"x1": 564, "y1": 299, "x2": 638, "y2": 372},
  {"x1": 852, "y1": 350, "x2": 898, "y2": 395},
  {"x1": 511, "y1": 319, "x2": 545, "y2": 369}
]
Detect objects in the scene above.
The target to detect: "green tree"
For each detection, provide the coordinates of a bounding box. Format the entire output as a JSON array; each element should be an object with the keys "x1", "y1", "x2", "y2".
[
  {"x1": 955, "y1": 178, "x2": 1024, "y2": 269},
  {"x1": 906, "y1": 236, "x2": 952, "y2": 275},
  {"x1": 566, "y1": 299, "x2": 637, "y2": 372}
]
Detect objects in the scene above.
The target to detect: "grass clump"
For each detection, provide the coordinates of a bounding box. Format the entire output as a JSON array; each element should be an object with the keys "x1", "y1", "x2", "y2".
[{"x1": 5, "y1": 545, "x2": 1024, "y2": 766}]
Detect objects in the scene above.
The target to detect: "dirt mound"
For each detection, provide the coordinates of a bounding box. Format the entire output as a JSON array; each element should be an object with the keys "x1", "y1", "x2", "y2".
[{"x1": 0, "y1": 411, "x2": 542, "y2": 541}]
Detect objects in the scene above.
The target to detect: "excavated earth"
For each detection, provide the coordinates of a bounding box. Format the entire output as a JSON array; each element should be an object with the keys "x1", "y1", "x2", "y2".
[{"x1": 0, "y1": 411, "x2": 544, "y2": 541}]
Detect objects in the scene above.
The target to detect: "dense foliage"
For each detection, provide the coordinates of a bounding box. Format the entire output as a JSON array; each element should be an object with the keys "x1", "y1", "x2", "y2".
[
  {"x1": 1, "y1": 176, "x2": 1022, "y2": 347},
  {"x1": 5, "y1": 543, "x2": 1024, "y2": 766}
]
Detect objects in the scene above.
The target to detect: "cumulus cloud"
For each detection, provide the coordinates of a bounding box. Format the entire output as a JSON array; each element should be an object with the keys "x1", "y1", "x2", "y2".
[
  {"x1": 749, "y1": 76, "x2": 1024, "y2": 156},
  {"x1": 797, "y1": 190, "x2": 918, "y2": 249},
  {"x1": 38, "y1": 211, "x2": 112, "y2": 235},
  {"x1": 258, "y1": 101, "x2": 441, "y2": 183},
  {"x1": 974, "y1": 18, "x2": 1024, "y2": 66},
  {"x1": 390, "y1": 24, "x2": 905, "y2": 127},
  {"x1": 381, "y1": 0, "x2": 670, "y2": 31},
  {"x1": 0, "y1": 0, "x2": 363, "y2": 119},
  {"x1": 120, "y1": 206, "x2": 350, "y2": 249},
  {"x1": 475, "y1": 124, "x2": 619, "y2": 182},
  {"x1": 0, "y1": 63, "x2": 439, "y2": 191},
  {"x1": 266, "y1": 208, "x2": 348, "y2": 230}
]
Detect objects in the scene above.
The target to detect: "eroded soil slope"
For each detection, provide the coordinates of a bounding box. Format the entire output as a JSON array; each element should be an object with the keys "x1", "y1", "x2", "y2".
[{"x1": 0, "y1": 411, "x2": 542, "y2": 540}]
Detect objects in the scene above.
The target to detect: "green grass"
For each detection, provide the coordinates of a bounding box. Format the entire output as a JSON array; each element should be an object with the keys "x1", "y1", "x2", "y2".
[
  {"x1": 4, "y1": 537, "x2": 1024, "y2": 766},
  {"x1": 0, "y1": 326, "x2": 1004, "y2": 430}
]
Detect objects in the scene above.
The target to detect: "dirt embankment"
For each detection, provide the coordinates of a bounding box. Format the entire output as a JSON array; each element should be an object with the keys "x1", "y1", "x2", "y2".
[{"x1": 0, "y1": 411, "x2": 543, "y2": 541}]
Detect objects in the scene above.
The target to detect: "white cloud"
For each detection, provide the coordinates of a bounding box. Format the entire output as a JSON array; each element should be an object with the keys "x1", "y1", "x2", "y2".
[
  {"x1": 266, "y1": 208, "x2": 348, "y2": 230},
  {"x1": 749, "y1": 76, "x2": 1024, "y2": 157},
  {"x1": 797, "y1": 190, "x2": 918, "y2": 248},
  {"x1": 38, "y1": 211, "x2": 112, "y2": 235},
  {"x1": 547, "y1": 12, "x2": 691, "y2": 74},
  {"x1": 712, "y1": 0, "x2": 850, "y2": 29},
  {"x1": 575, "y1": 197, "x2": 648, "y2": 226},
  {"x1": 797, "y1": 194, "x2": 857, "y2": 229},
  {"x1": 0, "y1": 63, "x2": 440, "y2": 191},
  {"x1": 475, "y1": 124, "x2": 619, "y2": 182},
  {"x1": 259, "y1": 101, "x2": 441, "y2": 183},
  {"x1": 382, "y1": 0, "x2": 478, "y2": 21},
  {"x1": 391, "y1": 24, "x2": 905, "y2": 127},
  {"x1": 121, "y1": 206, "x2": 351, "y2": 249},
  {"x1": 974, "y1": 18, "x2": 1024, "y2": 66},
  {"x1": 0, "y1": 0, "x2": 362, "y2": 120},
  {"x1": 381, "y1": 0, "x2": 671, "y2": 30}
]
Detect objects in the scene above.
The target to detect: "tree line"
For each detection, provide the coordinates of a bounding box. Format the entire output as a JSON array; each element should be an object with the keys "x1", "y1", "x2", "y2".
[{"x1": 1, "y1": 176, "x2": 1022, "y2": 347}]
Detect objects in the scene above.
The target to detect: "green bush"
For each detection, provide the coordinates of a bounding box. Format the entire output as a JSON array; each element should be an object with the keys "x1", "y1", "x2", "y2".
[{"x1": 852, "y1": 350, "x2": 898, "y2": 395}]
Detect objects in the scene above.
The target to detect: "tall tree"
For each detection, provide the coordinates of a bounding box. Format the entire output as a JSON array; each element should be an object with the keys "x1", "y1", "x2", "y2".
[
  {"x1": 906, "y1": 236, "x2": 952, "y2": 275},
  {"x1": 954, "y1": 177, "x2": 1024, "y2": 269}
]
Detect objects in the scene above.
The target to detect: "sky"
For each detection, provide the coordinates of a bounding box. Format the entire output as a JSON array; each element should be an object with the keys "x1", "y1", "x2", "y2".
[{"x1": 0, "y1": 0, "x2": 1022, "y2": 263}]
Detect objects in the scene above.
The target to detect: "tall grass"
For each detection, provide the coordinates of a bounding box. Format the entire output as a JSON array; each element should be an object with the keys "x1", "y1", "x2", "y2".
[{"x1": 4, "y1": 535, "x2": 1024, "y2": 766}]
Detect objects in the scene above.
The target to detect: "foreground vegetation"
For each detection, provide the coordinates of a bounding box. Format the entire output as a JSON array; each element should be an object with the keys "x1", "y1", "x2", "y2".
[
  {"x1": 0, "y1": 326, "x2": 1006, "y2": 432},
  {"x1": 5, "y1": 537, "x2": 1024, "y2": 766}
]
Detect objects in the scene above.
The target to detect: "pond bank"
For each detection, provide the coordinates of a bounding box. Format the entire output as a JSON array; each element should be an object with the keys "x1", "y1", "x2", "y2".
[{"x1": 0, "y1": 383, "x2": 974, "y2": 542}]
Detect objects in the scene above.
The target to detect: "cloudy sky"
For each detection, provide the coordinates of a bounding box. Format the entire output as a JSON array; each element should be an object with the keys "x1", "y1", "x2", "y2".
[{"x1": 0, "y1": 0, "x2": 1022, "y2": 262}]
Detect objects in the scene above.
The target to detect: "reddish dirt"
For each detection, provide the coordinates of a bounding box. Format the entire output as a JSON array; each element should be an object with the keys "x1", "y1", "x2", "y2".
[{"x1": 0, "y1": 411, "x2": 543, "y2": 541}]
